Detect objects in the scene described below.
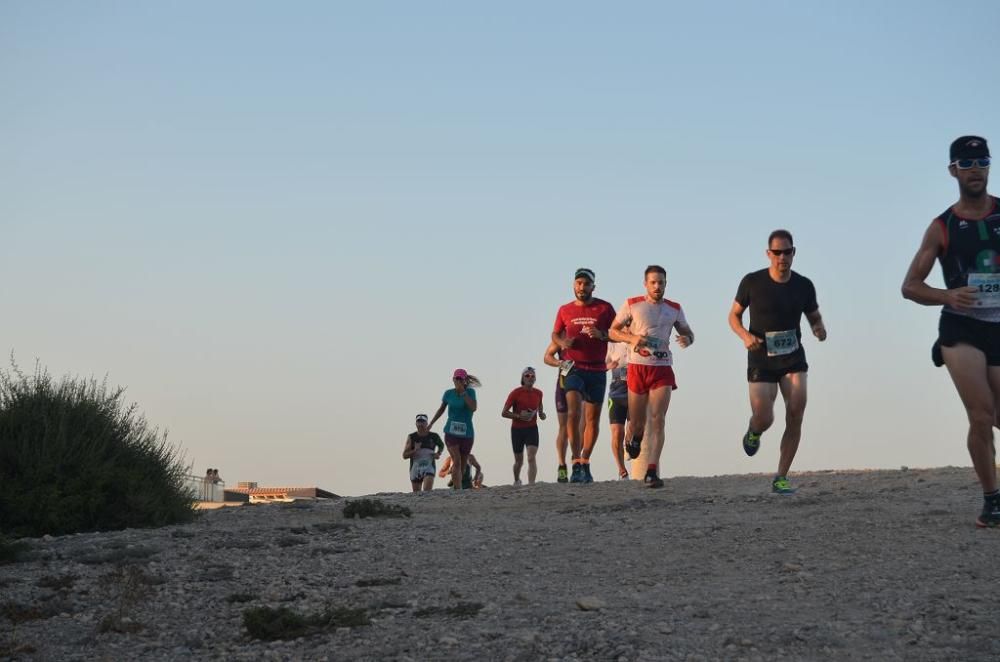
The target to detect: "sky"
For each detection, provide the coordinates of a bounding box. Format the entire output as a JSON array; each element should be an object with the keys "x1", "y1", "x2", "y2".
[{"x1": 3, "y1": 1, "x2": 1000, "y2": 496}]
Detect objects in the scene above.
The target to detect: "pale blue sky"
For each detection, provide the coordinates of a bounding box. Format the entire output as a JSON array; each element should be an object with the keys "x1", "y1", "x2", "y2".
[{"x1": 3, "y1": 2, "x2": 999, "y2": 495}]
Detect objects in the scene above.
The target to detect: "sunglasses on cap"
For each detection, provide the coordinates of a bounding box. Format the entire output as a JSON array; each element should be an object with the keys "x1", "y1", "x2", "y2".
[
  {"x1": 951, "y1": 158, "x2": 991, "y2": 170},
  {"x1": 768, "y1": 248, "x2": 796, "y2": 256}
]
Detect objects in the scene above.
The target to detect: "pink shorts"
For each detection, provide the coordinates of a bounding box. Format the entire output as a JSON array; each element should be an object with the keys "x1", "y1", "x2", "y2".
[{"x1": 627, "y1": 364, "x2": 677, "y2": 394}]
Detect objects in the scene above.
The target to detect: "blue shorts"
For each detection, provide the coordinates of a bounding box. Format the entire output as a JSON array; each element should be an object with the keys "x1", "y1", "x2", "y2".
[{"x1": 562, "y1": 369, "x2": 607, "y2": 405}]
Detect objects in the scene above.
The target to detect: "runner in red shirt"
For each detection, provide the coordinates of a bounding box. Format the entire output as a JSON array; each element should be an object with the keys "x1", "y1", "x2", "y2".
[
  {"x1": 501, "y1": 367, "x2": 546, "y2": 485},
  {"x1": 551, "y1": 268, "x2": 616, "y2": 483}
]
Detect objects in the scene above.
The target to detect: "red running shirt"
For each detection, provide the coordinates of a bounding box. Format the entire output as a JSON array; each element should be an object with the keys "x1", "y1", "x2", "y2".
[
  {"x1": 552, "y1": 299, "x2": 616, "y2": 371},
  {"x1": 503, "y1": 386, "x2": 544, "y2": 429}
]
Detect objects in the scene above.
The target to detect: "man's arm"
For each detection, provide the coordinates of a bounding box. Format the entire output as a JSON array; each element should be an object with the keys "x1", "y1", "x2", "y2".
[
  {"x1": 902, "y1": 219, "x2": 976, "y2": 308},
  {"x1": 543, "y1": 341, "x2": 562, "y2": 367},
  {"x1": 402, "y1": 436, "x2": 415, "y2": 459},
  {"x1": 551, "y1": 312, "x2": 573, "y2": 351},
  {"x1": 609, "y1": 315, "x2": 643, "y2": 349},
  {"x1": 728, "y1": 300, "x2": 762, "y2": 351},
  {"x1": 674, "y1": 321, "x2": 695, "y2": 348},
  {"x1": 501, "y1": 392, "x2": 522, "y2": 420},
  {"x1": 805, "y1": 309, "x2": 827, "y2": 341}
]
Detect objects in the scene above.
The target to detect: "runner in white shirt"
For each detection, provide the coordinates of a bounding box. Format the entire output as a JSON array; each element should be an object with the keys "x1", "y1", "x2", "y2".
[{"x1": 609, "y1": 265, "x2": 694, "y2": 488}]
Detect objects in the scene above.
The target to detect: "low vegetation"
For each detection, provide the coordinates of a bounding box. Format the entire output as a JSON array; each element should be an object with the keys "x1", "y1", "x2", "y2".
[
  {"x1": 243, "y1": 605, "x2": 370, "y2": 640},
  {"x1": 0, "y1": 360, "x2": 194, "y2": 537},
  {"x1": 342, "y1": 499, "x2": 411, "y2": 519}
]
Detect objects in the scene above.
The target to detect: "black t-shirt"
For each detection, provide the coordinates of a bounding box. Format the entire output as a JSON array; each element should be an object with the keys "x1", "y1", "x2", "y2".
[{"x1": 735, "y1": 269, "x2": 819, "y2": 368}]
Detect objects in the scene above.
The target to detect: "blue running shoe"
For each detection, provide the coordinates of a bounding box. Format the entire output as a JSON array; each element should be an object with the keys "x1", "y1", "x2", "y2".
[
  {"x1": 569, "y1": 463, "x2": 584, "y2": 483},
  {"x1": 582, "y1": 464, "x2": 593, "y2": 483}
]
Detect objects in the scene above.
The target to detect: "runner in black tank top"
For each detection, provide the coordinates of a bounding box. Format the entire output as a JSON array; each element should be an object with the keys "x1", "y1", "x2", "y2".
[
  {"x1": 902, "y1": 135, "x2": 1000, "y2": 528},
  {"x1": 728, "y1": 229, "x2": 827, "y2": 496}
]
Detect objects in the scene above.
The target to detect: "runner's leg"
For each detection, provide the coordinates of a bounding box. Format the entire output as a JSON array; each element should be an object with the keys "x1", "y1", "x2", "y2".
[
  {"x1": 526, "y1": 445, "x2": 538, "y2": 484},
  {"x1": 776, "y1": 372, "x2": 807, "y2": 478},
  {"x1": 556, "y1": 412, "x2": 569, "y2": 466},
  {"x1": 447, "y1": 443, "x2": 465, "y2": 490},
  {"x1": 943, "y1": 345, "x2": 999, "y2": 492},
  {"x1": 581, "y1": 401, "x2": 602, "y2": 460},
  {"x1": 565, "y1": 391, "x2": 584, "y2": 460},
  {"x1": 748, "y1": 382, "x2": 779, "y2": 434},
  {"x1": 628, "y1": 390, "x2": 650, "y2": 446},
  {"x1": 645, "y1": 386, "x2": 672, "y2": 469},
  {"x1": 610, "y1": 420, "x2": 627, "y2": 477}
]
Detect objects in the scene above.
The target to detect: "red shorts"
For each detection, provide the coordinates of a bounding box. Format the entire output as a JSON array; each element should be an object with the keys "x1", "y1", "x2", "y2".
[{"x1": 627, "y1": 364, "x2": 677, "y2": 394}]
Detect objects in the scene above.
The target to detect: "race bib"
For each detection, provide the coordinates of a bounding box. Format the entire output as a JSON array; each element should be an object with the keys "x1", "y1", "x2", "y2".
[
  {"x1": 644, "y1": 336, "x2": 664, "y2": 350},
  {"x1": 765, "y1": 329, "x2": 799, "y2": 357},
  {"x1": 446, "y1": 420, "x2": 468, "y2": 436},
  {"x1": 968, "y1": 272, "x2": 1000, "y2": 308}
]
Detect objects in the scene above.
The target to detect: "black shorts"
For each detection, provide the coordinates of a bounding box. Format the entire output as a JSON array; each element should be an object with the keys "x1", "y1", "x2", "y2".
[
  {"x1": 607, "y1": 397, "x2": 628, "y2": 424},
  {"x1": 747, "y1": 361, "x2": 808, "y2": 383},
  {"x1": 511, "y1": 427, "x2": 539, "y2": 454},
  {"x1": 933, "y1": 312, "x2": 1000, "y2": 367}
]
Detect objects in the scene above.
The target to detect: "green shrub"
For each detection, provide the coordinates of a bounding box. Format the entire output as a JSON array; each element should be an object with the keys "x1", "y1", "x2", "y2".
[
  {"x1": 414, "y1": 602, "x2": 484, "y2": 619},
  {"x1": 0, "y1": 360, "x2": 194, "y2": 537},
  {"x1": 243, "y1": 605, "x2": 371, "y2": 640},
  {"x1": 342, "y1": 499, "x2": 411, "y2": 519},
  {"x1": 243, "y1": 606, "x2": 310, "y2": 640},
  {"x1": 0, "y1": 536, "x2": 29, "y2": 565},
  {"x1": 225, "y1": 592, "x2": 258, "y2": 604}
]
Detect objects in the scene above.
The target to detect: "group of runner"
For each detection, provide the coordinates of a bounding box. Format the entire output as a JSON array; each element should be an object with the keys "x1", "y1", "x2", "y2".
[
  {"x1": 404, "y1": 135, "x2": 1000, "y2": 528},
  {"x1": 404, "y1": 237, "x2": 824, "y2": 495},
  {"x1": 550, "y1": 252, "x2": 822, "y2": 493}
]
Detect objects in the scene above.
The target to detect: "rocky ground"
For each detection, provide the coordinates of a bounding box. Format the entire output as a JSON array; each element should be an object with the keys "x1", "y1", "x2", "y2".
[{"x1": 2, "y1": 467, "x2": 999, "y2": 661}]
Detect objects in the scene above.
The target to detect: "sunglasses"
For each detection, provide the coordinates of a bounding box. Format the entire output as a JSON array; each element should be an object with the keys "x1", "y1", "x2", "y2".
[
  {"x1": 951, "y1": 158, "x2": 991, "y2": 170},
  {"x1": 768, "y1": 248, "x2": 796, "y2": 256}
]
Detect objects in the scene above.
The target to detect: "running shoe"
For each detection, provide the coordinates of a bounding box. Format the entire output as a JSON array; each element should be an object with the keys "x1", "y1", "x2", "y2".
[
  {"x1": 514, "y1": 478, "x2": 522, "y2": 486},
  {"x1": 976, "y1": 495, "x2": 1000, "y2": 528},
  {"x1": 742, "y1": 428, "x2": 761, "y2": 457},
  {"x1": 625, "y1": 437, "x2": 641, "y2": 460},
  {"x1": 557, "y1": 465, "x2": 569, "y2": 483},
  {"x1": 643, "y1": 472, "x2": 664, "y2": 489},
  {"x1": 582, "y1": 464, "x2": 593, "y2": 484},
  {"x1": 771, "y1": 476, "x2": 796, "y2": 495},
  {"x1": 569, "y1": 464, "x2": 584, "y2": 483}
]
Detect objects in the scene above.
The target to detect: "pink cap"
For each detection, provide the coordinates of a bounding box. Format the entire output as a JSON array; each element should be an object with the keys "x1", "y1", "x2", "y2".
[{"x1": 453, "y1": 368, "x2": 468, "y2": 380}]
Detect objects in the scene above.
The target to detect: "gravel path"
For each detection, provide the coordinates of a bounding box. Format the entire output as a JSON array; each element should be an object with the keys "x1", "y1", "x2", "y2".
[{"x1": 2, "y1": 467, "x2": 998, "y2": 661}]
